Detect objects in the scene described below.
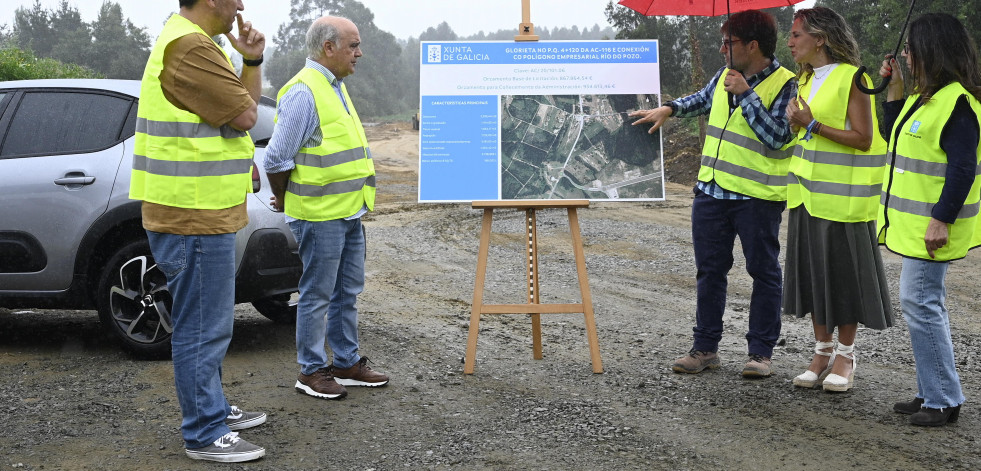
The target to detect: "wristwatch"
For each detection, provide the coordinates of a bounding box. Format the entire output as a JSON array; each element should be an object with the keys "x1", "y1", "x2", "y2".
[{"x1": 242, "y1": 55, "x2": 264, "y2": 67}]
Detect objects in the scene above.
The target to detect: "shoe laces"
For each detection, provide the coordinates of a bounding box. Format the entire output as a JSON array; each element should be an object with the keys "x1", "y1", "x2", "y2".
[
  {"x1": 688, "y1": 350, "x2": 712, "y2": 358},
  {"x1": 215, "y1": 432, "x2": 241, "y2": 448},
  {"x1": 332, "y1": 357, "x2": 372, "y2": 373},
  {"x1": 228, "y1": 406, "x2": 243, "y2": 419},
  {"x1": 748, "y1": 353, "x2": 769, "y2": 363}
]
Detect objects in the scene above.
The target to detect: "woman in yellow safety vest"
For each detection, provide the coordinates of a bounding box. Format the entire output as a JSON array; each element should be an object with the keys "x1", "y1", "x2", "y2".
[
  {"x1": 783, "y1": 7, "x2": 892, "y2": 393},
  {"x1": 878, "y1": 13, "x2": 981, "y2": 427}
]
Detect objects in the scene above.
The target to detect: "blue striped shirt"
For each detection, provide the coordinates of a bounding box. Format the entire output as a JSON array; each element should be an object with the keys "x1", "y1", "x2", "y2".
[
  {"x1": 263, "y1": 58, "x2": 366, "y2": 220},
  {"x1": 671, "y1": 59, "x2": 797, "y2": 200}
]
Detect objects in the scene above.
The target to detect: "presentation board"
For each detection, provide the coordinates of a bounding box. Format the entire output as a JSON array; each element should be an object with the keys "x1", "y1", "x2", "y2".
[{"x1": 418, "y1": 40, "x2": 663, "y2": 202}]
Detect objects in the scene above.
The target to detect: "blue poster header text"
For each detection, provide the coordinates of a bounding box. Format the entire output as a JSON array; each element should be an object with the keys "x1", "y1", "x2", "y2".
[{"x1": 422, "y1": 40, "x2": 658, "y2": 65}]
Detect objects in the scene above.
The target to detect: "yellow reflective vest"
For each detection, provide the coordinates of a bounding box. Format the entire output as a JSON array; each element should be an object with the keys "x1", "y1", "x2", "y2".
[
  {"x1": 788, "y1": 64, "x2": 887, "y2": 222},
  {"x1": 279, "y1": 67, "x2": 376, "y2": 221},
  {"x1": 130, "y1": 14, "x2": 254, "y2": 209},
  {"x1": 698, "y1": 66, "x2": 796, "y2": 201},
  {"x1": 877, "y1": 82, "x2": 981, "y2": 261}
]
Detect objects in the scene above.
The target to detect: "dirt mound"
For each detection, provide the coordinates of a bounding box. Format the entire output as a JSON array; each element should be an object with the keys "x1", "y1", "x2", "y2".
[
  {"x1": 364, "y1": 121, "x2": 412, "y2": 141},
  {"x1": 662, "y1": 127, "x2": 702, "y2": 186}
]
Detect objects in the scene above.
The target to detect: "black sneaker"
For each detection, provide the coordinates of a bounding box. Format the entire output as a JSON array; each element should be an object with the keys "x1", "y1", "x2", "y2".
[
  {"x1": 185, "y1": 432, "x2": 265, "y2": 463},
  {"x1": 225, "y1": 405, "x2": 266, "y2": 431}
]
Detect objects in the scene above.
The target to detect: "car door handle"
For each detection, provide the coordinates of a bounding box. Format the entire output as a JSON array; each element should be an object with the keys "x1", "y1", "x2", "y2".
[{"x1": 54, "y1": 174, "x2": 96, "y2": 186}]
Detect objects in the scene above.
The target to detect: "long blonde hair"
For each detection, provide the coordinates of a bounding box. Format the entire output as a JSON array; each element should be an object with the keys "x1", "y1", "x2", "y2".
[{"x1": 792, "y1": 7, "x2": 861, "y2": 84}]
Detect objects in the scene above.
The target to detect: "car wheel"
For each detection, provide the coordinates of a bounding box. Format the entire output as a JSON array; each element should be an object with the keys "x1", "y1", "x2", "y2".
[
  {"x1": 252, "y1": 293, "x2": 297, "y2": 324},
  {"x1": 96, "y1": 239, "x2": 173, "y2": 359}
]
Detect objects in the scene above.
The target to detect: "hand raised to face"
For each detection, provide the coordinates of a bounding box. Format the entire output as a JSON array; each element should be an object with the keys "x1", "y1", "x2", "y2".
[{"x1": 224, "y1": 13, "x2": 265, "y2": 62}]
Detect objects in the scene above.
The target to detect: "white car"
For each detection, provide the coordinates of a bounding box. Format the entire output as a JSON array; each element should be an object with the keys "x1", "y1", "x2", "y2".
[{"x1": 0, "y1": 79, "x2": 301, "y2": 358}]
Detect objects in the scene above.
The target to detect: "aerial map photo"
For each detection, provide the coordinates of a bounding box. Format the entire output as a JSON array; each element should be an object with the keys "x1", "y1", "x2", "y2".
[{"x1": 500, "y1": 94, "x2": 664, "y2": 200}]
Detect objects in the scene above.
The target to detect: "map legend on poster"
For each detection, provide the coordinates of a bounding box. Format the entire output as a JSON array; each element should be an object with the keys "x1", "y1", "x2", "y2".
[
  {"x1": 419, "y1": 96, "x2": 499, "y2": 201},
  {"x1": 419, "y1": 40, "x2": 661, "y2": 202}
]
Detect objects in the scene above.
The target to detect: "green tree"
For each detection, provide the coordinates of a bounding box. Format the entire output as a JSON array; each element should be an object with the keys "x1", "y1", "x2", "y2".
[
  {"x1": 817, "y1": 0, "x2": 981, "y2": 71},
  {"x1": 47, "y1": 1, "x2": 93, "y2": 69},
  {"x1": 13, "y1": 0, "x2": 54, "y2": 57},
  {"x1": 812, "y1": 0, "x2": 981, "y2": 100},
  {"x1": 419, "y1": 22, "x2": 459, "y2": 41},
  {"x1": 87, "y1": 2, "x2": 151, "y2": 79},
  {"x1": 0, "y1": 45, "x2": 101, "y2": 81},
  {"x1": 336, "y1": 1, "x2": 407, "y2": 117},
  {"x1": 12, "y1": 1, "x2": 149, "y2": 79},
  {"x1": 400, "y1": 36, "x2": 421, "y2": 112}
]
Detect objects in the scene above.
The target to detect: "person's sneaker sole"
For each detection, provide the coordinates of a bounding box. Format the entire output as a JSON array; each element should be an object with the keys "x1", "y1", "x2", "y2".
[
  {"x1": 334, "y1": 377, "x2": 389, "y2": 387},
  {"x1": 226, "y1": 413, "x2": 266, "y2": 431},
  {"x1": 185, "y1": 444, "x2": 265, "y2": 463},
  {"x1": 671, "y1": 359, "x2": 720, "y2": 374},
  {"x1": 295, "y1": 380, "x2": 347, "y2": 399}
]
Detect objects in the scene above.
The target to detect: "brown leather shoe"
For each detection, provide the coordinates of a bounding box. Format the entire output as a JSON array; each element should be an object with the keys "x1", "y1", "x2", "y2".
[
  {"x1": 331, "y1": 357, "x2": 390, "y2": 387},
  {"x1": 671, "y1": 350, "x2": 720, "y2": 374},
  {"x1": 295, "y1": 368, "x2": 347, "y2": 399}
]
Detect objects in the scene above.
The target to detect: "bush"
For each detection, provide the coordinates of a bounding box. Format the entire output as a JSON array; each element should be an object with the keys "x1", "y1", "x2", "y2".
[{"x1": 0, "y1": 45, "x2": 102, "y2": 81}]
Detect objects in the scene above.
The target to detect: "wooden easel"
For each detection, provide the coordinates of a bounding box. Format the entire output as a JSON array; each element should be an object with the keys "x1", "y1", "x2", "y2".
[
  {"x1": 514, "y1": 0, "x2": 540, "y2": 41},
  {"x1": 464, "y1": 200, "x2": 603, "y2": 374}
]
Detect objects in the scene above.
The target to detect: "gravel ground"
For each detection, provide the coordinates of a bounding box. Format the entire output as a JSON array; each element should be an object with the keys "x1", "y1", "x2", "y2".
[{"x1": 2, "y1": 124, "x2": 980, "y2": 470}]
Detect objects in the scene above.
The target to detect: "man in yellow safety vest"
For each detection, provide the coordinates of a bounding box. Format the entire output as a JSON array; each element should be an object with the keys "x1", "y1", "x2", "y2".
[
  {"x1": 630, "y1": 9, "x2": 797, "y2": 379},
  {"x1": 130, "y1": 0, "x2": 267, "y2": 463},
  {"x1": 264, "y1": 16, "x2": 389, "y2": 403}
]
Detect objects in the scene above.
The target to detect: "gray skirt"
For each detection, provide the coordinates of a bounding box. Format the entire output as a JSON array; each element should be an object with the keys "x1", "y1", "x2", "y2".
[{"x1": 782, "y1": 206, "x2": 893, "y2": 331}]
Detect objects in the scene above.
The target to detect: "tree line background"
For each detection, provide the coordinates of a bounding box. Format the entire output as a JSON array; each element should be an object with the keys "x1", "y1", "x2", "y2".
[{"x1": 1, "y1": 0, "x2": 979, "y2": 120}]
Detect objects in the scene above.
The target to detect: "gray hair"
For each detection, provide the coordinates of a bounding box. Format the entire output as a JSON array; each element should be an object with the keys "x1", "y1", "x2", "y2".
[{"x1": 306, "y1": 18, "x2": 347, "y2": 60}]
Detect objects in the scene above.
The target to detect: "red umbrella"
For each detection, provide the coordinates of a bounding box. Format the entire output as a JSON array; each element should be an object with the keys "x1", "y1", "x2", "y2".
[{"x1": 618, "y1": 0, "x2": 804, "y2": 17}]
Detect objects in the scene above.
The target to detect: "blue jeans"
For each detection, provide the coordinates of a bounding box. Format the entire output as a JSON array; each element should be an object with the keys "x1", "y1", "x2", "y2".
[
  {"x1": 900, "y1": 257, "x2": 964, "y2": 409},
  {"x1": 146, "y1": 231, "x2": 234, "y2": 449},
  {"x1": 690, "y1": 189, "x2": 785, "y2": 357},
  {"x1": 290, "y1": 217, "x2": 365, "y2": 374}
]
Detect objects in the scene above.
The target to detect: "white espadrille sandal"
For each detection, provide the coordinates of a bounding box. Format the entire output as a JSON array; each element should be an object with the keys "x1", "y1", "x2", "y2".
[
  {"x1": 793, "y1": 340, "x2": 835, "y2": 389},
  {"x1": 823, "y1": 343, "x2": 856, "y2": 392}
]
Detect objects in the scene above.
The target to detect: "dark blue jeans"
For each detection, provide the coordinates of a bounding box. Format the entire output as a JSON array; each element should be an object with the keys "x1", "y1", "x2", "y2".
[{"x1": 690, "y1": 189, "x2": 785, "y2": 358}]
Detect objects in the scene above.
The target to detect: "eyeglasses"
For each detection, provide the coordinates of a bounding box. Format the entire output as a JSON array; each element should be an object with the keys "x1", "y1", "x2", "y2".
[{"x1": 721, "y1": 39, "x2": 743, "y2": 48}]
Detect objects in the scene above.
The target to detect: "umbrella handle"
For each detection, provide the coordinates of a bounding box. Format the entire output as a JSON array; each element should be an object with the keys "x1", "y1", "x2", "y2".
[
  {"x1": 854, "y1": 66, "x2": 891, "y2": 95},
  {"x1": 855, "y1": 0, "x2": 916, "y2": 95}
]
